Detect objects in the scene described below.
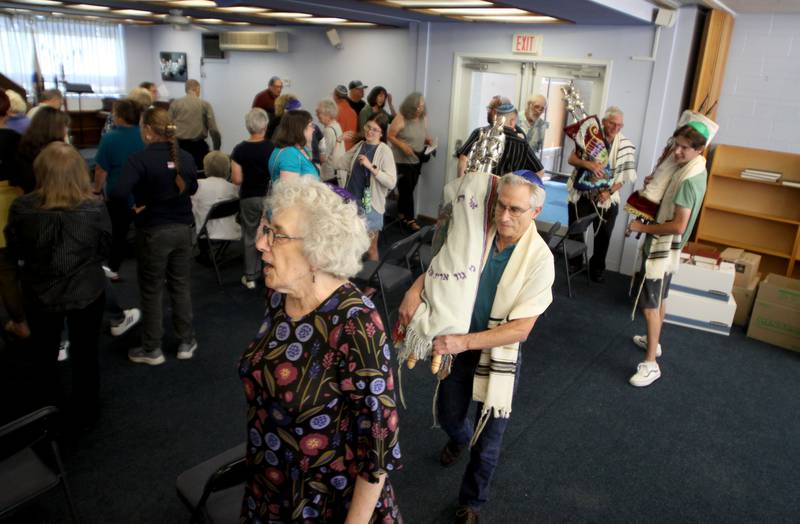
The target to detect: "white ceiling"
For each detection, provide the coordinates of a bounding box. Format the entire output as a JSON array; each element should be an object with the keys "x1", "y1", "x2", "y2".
[{"x1": 651, "y1": 0, "x2": 800, "y2": 14}]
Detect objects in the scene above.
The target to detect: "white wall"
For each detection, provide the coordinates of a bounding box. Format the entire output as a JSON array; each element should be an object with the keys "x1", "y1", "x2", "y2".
[
  {"x1": 714, "y1": 13, "x2": 800, "y2": 154},
  {"x1": 124, "y1": 26, "x2": 155, "y2": 92},
  {"x1": 141, "y1": 26, "x2": 413, "y2": 151}
]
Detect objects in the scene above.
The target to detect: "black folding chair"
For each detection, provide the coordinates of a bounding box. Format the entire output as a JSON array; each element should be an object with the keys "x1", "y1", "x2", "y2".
[
  {"x1": 539, "y1": 221, "x2": 562, "y2": 244},
  {"x1": 0, "y1": 406, "x2": 79, "y2": 523},
  {"x1": 352, "y1": 229, "x2": 424, "y2": 325},
  {"x1": 176, "y1": 443, "x2": 247, "y2": 524},
  {"x1": 196, "y1": 198, "x2": 241, "y2": 285},
  {"x1": 404, "y1": 225, "x2": 435, "y2": 274},
  {"x1": 547, "y1": 212, "x2": 597, "y2": 298}
]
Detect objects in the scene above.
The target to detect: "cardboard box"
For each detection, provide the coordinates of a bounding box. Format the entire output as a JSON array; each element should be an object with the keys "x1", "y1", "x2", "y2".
[
  {"x1": 731, "y1": 273, "x2": 760, "y2": 327},
  {"x1": 683, "y1": 242, "x2": 720, "y2": 260},
  {"x1": 747, "y1": 274, "x2": 800, "y2": 352},
  {"x1": 665, "y1": 288, "x2": 737, "y2": 336},
  {"x1": 672, "y1": 260, "x2": 735, "y2": 299},
  {"x1": 721, "y1": 248, "x2": 762, "y2": 287}
]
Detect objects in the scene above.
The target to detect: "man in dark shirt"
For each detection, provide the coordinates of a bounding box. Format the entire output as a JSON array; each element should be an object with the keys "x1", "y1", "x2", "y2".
[
  {"x1": 347, "y1": 80, "x2": 367, "y2": 115},
  {"x1": 457, "y1": 98, "x2": 544, "y2": 178},
  {"x1": 251, "y1": 76, "x2": 283, "y2": 118}
]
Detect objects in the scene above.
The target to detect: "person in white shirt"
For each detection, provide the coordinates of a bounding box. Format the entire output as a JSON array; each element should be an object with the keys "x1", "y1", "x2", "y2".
[{"x1": 191, "y1": 151, "x2": 241, "y2": 243}]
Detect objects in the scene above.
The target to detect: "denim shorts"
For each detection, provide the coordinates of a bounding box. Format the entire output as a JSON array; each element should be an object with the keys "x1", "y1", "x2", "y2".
[{"x1": 366, "y1": 209, "x2": 384, "y2": 232}]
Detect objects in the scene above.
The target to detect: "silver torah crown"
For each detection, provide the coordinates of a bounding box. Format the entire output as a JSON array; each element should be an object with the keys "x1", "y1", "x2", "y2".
[
  {"x1": 465, "y1": 115, "x2": 506, "y2": 174},
  {"x1": 561, "y1": 81, "x2": 588, "y2": 121}
]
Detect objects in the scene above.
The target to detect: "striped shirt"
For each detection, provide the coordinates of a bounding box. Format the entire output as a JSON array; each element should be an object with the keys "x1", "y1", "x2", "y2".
[{"x1": 458, "y1": 126, "x2": 544, "y2": 176}]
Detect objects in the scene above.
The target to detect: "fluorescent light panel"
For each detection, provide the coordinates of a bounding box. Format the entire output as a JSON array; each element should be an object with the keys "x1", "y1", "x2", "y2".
[
  {"x1": 170, "y1": 1, "x2": 217, "y2": 7},
  {"x1": 387, "y1": 0, "x2": 492, "y2": 6},
  {"x1": 257, "y1": 11, "x2": 312, "y2": 18},
  {"x1": 195, "y1": 17, "x2": 223, "y2": 23},
  {"x1": 302, "y1": 17, "x2": 347, "y2": 24},
  {"x1": 462, "y1": 15, "x2": 559, "y2": 22},
  {"x1": 69, "y1": 3, "x2": 111, "y2": 11},
  {"x1": 14, "y1": 0, "x2": 62, "y2": 5},
  {"x1": 113, "y1": 9, "x2": 152, "y2": 16},
  {"x1": 428, "y1": 7, "x2": 527, "y2": 15},
  {"x1": 338, "y1": 22, "x2": 377, "y2": 26},
  {"x1": 215, "y1": 6, "x2": 266, "y2": 13}
]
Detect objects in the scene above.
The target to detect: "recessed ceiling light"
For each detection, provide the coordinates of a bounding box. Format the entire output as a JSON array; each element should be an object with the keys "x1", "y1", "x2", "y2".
[
  {"x1": 114, "y1": 9, "x2": 153, "y2": 17},
  {"x1": 429, "y1": 8, "x2": 528, "y2": 15},
  {"x1": 70, "y1": 4, "x2": 111, "y2": 11},
  {"x1": 195, "y1": 17, "x2": 223, "y2": 23},
  {"x1": 387, "y1": 0, "x2": 491, "y2": 6},
  {"x1": 15, "y1": 0, "x2": 62, "y2": 6},
  {"x1": 170, "y1": 1, "x2": 217, "y2": 7},
  {"x1": 462, "y1": 15, "x2": 560, "y2": 22},
  {"x1": 301, "y1": 17, "x2": 347, "y2": 24},
  {"x1": 257, "y1": 12, "x2": 312, "y2": 18},
  {"x1": 216, "y1": 6, "x2": 266, "y2": 13}
]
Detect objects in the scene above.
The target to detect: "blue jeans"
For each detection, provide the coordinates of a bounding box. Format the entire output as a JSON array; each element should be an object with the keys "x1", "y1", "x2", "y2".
[{"x1": 437, "y1": 349, "x2": 522, "y2": 511}]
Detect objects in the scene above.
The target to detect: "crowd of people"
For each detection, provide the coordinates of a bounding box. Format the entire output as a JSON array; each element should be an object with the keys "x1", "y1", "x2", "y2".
[{"x1": 0, "y1": 71, "x2": 714, "y2": 523}]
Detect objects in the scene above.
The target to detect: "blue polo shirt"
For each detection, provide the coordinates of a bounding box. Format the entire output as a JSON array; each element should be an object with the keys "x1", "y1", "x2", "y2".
[
  {"x1": 95, "y1": 125, "x2": 145, "y2": 195},
  {"x1": 469, "y1": 237, "x2": 516, "y2": 333}
]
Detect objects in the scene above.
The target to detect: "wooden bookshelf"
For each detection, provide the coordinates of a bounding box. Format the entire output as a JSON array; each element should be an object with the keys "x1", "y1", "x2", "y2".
[{"x1": 696, "y1": 144, "x2": 800, "y2": 278}]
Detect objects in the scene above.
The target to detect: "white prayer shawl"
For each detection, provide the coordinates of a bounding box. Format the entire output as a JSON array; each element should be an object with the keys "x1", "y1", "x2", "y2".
[
  {"x1": 631, "y1": 154, "x2": 706, "y2": 314},
  {"x1": 399, "y1": 172, "x2": 498, "y2": 363},
  {"x1": 471, "y1": 222, "x2": 554, "y2": 445},
  {"x1": 567, "y1": 132, "x2": 637, "y2": 209}
]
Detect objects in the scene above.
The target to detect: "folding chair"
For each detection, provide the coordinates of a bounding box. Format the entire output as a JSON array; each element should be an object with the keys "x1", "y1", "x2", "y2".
[
  {"x1": 0, "y1": 406, "x2": 79, "y2": 523},
  {"x1": 196, "y1": 198, "x2": 241, "y2": 285},
  {"x1": 404, "y1": 225, "x2": 435, "y2": 274},
  {"x1": 539, "y1": 221, "x2": 562, "y2": 244},
  {"x1": 352, "y1": 229, "x2": 424, "y2": 325},
  {"x1": 176, "y1": 443, "x2": 247, "y2": 524},
  {"x1": 547, "y1": 212, "x2": 597, "y2": 298}
]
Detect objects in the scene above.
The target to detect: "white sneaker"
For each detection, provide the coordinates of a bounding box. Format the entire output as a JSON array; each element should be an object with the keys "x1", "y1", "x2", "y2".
[
  {"x1": 58, "y1": 340, "x2": 70, "y2": 362},
  {"x1": 629, "y1": 361, "x2": 661, "y2": 387},
  {"x1": 110, "y1": 308, "x2": 141, "y2": 336},
  {"x1": 177, "y1": 339, "x2": 198, "y2": 360},
  {"x1": 103, "y1": 265, "x2": 120, "y2": 281},
  {"x1": 632, "y1": 334, "x2": 662, "y2": 357},
  {"x1": 241, "y1": 276, "x2": 256, "y2": 290}
]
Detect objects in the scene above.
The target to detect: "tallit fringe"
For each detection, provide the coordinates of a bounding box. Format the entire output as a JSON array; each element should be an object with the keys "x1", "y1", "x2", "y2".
[
  {"x1": 397, "y1": 325, "x2": 432, "y2": 363},
  {"x1": 431, "y1": 379, "x2": 442, "y2": 429},
  {"x1": 469, "y1": 405, "x2": 512, "y2": 448}
]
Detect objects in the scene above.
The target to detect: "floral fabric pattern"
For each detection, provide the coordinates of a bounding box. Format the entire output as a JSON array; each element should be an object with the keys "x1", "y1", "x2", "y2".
[{"x1": 239, "y1": 283, "x2": 402, "y2": 523}]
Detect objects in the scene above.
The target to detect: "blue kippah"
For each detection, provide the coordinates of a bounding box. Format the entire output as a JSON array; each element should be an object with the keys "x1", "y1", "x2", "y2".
[
  {"x1": 512, "y1": 169, "x2": 544, "y2": 189},
  {"x1": 284, "y1": 99, "x2": 302, "y2": 111}
]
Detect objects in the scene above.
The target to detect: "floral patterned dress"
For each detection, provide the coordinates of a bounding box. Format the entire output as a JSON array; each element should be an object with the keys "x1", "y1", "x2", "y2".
[{"x1": 239, "y1": 283, "x2": 403, "y2": 523}]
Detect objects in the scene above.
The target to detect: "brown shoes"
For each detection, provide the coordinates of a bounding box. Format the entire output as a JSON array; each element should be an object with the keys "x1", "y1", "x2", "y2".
[
  {"x1": 439, "y1": 440, "x2": 466, "y2": 467},
  {"x1": 455, "y1": 506, "x2": 479, "y2": 523}
]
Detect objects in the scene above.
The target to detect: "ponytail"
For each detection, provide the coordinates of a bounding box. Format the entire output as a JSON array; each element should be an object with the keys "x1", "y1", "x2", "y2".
[{"x1": 142, "y1": 107, "x2": 186, "y2": 194}]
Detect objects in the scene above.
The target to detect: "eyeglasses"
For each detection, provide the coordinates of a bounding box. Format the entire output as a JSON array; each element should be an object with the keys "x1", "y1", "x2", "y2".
[
  {"x1": 495, "y1": 201, "x2": 531, "y2": 218},
  {"x1": 258, "y1": 222, "x2": 303, "y2": 246},
  {"x1": 364, "y1": 125, "x2": 381, "y2": 134}
]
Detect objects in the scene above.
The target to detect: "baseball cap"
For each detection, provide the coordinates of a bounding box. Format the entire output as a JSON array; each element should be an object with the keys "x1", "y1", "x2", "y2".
[{"x1": 348, "y1": 80, "x2": 367, "y2": 90}]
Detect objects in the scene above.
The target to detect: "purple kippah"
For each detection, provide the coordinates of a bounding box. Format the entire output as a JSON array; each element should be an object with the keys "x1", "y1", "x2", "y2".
[
  {"x1": 284, "y1": 99, "x2": 302, "y2": 111},
  {"x1": 328, "y1": 183, "x2": 355, "y2": 204},
  {"x1": 512, "y1": 169, "x2": 544, "y2": 189}
]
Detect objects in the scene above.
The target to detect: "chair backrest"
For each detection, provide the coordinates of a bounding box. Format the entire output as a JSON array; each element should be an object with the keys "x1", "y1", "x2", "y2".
[
  {"x1": 540, "y1": 221, "x2": 561, "y2": 244},
  {"x1": 567, "y1": 212, "x2": 597, "y2": 236},
  {"x1": 366, "y1": 228, "x2": 424, "y2": 279},
  {"x1": 0, "y1": 405, "x2": 59, "y2": 461},
  {"x1": 404, "y1": 225, "x2": 434, "y2": 270},
  {"x1": 198, "y1": 198, "x2": 240, "y2": 239}
]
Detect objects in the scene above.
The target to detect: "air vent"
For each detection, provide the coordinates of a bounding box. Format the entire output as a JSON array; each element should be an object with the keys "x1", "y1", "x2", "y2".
[{"x1": 219, "y1": 31, "x2": 288, "y2": 52}]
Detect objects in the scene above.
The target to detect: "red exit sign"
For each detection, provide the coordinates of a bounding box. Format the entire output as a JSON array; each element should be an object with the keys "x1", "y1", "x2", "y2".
[{"x1": 512, "y1": 33, "x2": 541, "y2": 55}]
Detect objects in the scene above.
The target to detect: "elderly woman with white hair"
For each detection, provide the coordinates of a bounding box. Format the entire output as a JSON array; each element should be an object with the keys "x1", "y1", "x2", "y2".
[
  {"x1": 231, "y1": 107, "x2": 274, "y2": 289},
  {"x1": 316, "y1": 98, "x2": 347, "y2": 185},
  {"x1": 239, "y1": 177, "x2": 403, "y2": 523},
  {"x1": 4, "y1": 90, "x2": 30, "y2": 135}
]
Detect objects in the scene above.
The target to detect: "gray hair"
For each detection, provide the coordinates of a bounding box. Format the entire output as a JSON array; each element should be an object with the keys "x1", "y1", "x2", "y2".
[
  {"x1": 317, "y1": 98, "x2": 338, "y2": 119},
  {"x1": 203, "y1": 151, "x2": 230, "y2": 179},
  {"x1": 245, "y1": 107, "x2": 268, "y2": 134},
  {"x1": 603, "y1": 106, "x2": 624, "y2": 120},
  {"x1": 268, "y1": 76, "x2": 281, "y2": 87},
  {"x1": 266, "y1": 177, "x2": 369, "y2": 279},
  {"x1": 498, "y1": 172, "x2": 546, "y2": 209},
  {"x1": 526, "y1": 94, "x2": 546, "y2": 107},
  {"x1": 5, "y1": 89, "x2": 27, "y2": 114}
]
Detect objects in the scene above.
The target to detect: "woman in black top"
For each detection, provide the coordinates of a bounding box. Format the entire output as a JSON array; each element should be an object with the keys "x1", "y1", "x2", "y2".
[
  {"x1": 231, "y1": 107, "x2": 274, "y2": 289},
  {"x1": 112, "y1": 106, "x2": 199, "y2": 366},
  {"x1": 5, "y1": 142, "x2": 111, "y2": 422}
]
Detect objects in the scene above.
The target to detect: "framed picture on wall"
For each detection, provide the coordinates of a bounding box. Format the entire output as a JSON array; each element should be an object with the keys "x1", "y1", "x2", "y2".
[{"x1": 160, "y1": 52, "x2": 187, "y2": 82}]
